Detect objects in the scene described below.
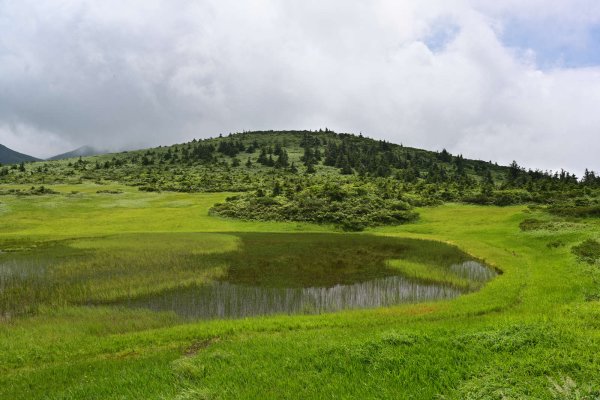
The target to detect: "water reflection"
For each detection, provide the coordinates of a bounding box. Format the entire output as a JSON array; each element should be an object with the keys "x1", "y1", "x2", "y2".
[
  {"x1": 450, "y1": 261, "x2": 497, "y2": 282},
  {"x1": 0, "y1": 259, "x2": 47, "y2": 292},
  {"x1": 119, "y1": 275, "x2": 463, "y2": 320},
  {"x1": 0, "y1": 232, "x2": 499, "y2": 320}
]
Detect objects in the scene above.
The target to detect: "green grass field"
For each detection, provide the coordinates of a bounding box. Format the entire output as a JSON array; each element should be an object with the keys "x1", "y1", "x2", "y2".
[{"x1": 0, "y1": 184, "x2": 599, "y2": 399}]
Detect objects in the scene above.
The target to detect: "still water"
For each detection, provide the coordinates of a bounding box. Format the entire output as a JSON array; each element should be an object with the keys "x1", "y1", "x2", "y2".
[
  {"x1": 116, "y1": 260, "x2": 494, "y2": 320},
  {"x1": 119, "y1": 275, "x2": 465, "y2": 319},
  {"x1": 0, "y1": 233, "x2": 498, "y2": 320}
]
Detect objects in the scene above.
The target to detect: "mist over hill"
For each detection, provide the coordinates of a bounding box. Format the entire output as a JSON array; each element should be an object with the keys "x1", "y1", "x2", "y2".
[{"x1": 47, "y1": 146, "x2": 106, "y2": 161}]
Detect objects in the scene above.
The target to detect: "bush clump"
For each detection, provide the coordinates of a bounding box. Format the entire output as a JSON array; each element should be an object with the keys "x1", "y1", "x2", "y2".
[
  {"x1": 519, "y1": 218, "x2": 546, "y2": 231},
  {"x1": 572, "y1": 239, "x2": 600, "y2": 264},
  {"x1": 549, "y1": 205, "x2": 600, "y2": 218},
  {"x1": 462, "y1": 190, "x2": 533, "y2": 206},
  {"x1": 0, "y1": 186, "x2": 59, "y2": 196},
  {"x1": 210, "y1": 182, "x2": 418, "y2": 231}
]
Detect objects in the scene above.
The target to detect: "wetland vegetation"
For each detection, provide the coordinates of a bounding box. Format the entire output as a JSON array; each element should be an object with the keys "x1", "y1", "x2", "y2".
[
  {"x1": 1, "y1": 232, "x2": 493, "y2": 320},
  {"x1": 0, "y1": 131, "x2": 599, "y2": 399}
]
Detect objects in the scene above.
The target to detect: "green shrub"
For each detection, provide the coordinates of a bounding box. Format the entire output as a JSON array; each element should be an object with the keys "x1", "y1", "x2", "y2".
[
  {"x1": 547, "y1": 240, "x2": 565, "y2": 249},
  {"x1": 492, "y1": 190, "x2": 532, "y2": 206},
  {"x1": 210, "y1": 182, "x2": 419, "y2": 231},
  {"x1": 519, "y1": 218, "x2": 546, "y2": 231},
  {"x1": 549, "y1": 205, "x2": 600, "y2": 218},
  {"x1": 572, "y1": 239, "x2": 600, "y2": 264}
]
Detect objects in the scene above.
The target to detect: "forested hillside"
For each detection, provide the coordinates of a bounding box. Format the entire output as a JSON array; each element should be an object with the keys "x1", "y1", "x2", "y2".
[{"x1": 2, "y1": 130, "x2": 599, "y2": 229}]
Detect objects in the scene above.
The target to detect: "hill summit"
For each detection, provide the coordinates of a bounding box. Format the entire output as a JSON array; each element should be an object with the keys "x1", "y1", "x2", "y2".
[{"x1": 47, "y1": 146, "x2": 105, "y2": 161}]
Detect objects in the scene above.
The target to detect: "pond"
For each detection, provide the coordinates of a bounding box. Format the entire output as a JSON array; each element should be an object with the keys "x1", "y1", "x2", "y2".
[
  {"x1": 117, "y1": 275, "x2": 465, "y2": 319},
  {"x1": 0, "y1": 233, "x2": 498, "y2": 319}
]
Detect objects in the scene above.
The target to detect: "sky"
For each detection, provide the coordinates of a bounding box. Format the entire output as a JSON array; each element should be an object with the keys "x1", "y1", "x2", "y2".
[{"x1": 1, "y1": 0, "x2": 599, "y2": 175}]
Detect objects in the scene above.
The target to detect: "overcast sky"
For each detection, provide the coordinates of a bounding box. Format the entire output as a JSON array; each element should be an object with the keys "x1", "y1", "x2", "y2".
[{"x1": 1, "y1": 1, "x2": 599, "y2": 174}]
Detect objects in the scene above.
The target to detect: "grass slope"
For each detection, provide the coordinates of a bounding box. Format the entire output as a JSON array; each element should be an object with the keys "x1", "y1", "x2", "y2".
[{"x1": 0, "y1": 184, "x2": 599, "y2": 399}]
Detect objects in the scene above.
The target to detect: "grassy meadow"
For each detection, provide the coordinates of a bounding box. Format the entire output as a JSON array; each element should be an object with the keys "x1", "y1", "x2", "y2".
[{"x1": 0, "y1": 184, "x2": 599, "y2": 399}]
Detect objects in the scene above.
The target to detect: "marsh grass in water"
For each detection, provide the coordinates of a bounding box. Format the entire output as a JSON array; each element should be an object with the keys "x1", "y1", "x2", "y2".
[
  {"x1": 0, "y1": 257, "x2": 54, "y2": 316},
  {"x1": 385, "y1": 259, "x2": 497, "y2": 290},
  {"x1": 0, "y1": 234, "x2": 238, "y2": 316},
  {"x1": 450, "y1": 260, "x2": 498, "y2": 282},
  {"x1": 0, "y1": 233, "x2": 494, "y2": 319}
]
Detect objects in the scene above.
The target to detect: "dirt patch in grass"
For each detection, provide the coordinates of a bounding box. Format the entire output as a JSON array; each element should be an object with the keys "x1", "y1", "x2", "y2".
[{"x1": 184, "y1": 337, "x2": 221, "y2": 357}]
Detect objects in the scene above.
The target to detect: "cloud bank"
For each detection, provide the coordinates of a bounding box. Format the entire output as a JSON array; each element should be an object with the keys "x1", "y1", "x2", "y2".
[{"x1": 1, "y1": 0, "x2": 599, "y2": 174}]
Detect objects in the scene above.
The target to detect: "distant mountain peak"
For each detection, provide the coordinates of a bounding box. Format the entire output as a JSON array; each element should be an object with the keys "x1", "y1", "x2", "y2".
[
  {"x1": 47, "y1": 146, "x2": 106, "y2": 161},
  {"x1": 0, "y1": 144, "x2": 40, "y2": 165}
]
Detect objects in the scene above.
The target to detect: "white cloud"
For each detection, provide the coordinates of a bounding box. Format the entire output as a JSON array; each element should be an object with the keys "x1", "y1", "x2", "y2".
[
  {"x1": 0, "y1": 123, "x2": 71, "y2": 159},
  {"x1": 0, "y1": 0, "x2": 599, "y2": 174}
]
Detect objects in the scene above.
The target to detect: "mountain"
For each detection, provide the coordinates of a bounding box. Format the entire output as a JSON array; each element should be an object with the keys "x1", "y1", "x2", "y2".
[
  {"x1": 0, "y1": 144, "x2": 40, "y2": 164},
  {"x1": 47, "y1": 146, "x2": 105, "y2": 161}
]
